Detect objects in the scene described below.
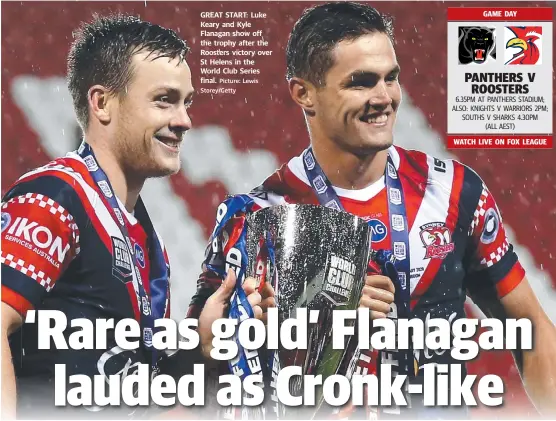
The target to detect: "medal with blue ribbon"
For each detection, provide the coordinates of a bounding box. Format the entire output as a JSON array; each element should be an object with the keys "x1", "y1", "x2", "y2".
[
  {"x1": 78, "y1": 142, "x2": 169, "y2": 377},
  {"x1": 302, "y1": 146, "x2": 413, "y2": 377}
]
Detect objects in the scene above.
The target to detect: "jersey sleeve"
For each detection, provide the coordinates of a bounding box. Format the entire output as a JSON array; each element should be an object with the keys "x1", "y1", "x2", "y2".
[
  {"x1": 464, "y1": 181, "x2": 525, "y2": 298},
  {"x1": 1, "y1": 193, "x2": 80, "y2": 315}
]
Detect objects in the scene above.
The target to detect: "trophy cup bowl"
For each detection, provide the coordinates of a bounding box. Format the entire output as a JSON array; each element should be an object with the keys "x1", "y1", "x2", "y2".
[{"x1": 244, "y1": 204, "x2": 372, "y2": 419}]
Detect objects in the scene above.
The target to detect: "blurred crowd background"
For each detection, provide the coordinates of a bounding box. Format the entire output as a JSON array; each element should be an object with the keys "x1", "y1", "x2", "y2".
[{"x1": 2, "y1": 1, "x2": 555, "y2": 417}]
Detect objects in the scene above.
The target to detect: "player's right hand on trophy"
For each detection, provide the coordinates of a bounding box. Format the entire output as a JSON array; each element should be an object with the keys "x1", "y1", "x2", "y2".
[{"x1": 359, "y1": 275, "x2": 395, "y2": 319}]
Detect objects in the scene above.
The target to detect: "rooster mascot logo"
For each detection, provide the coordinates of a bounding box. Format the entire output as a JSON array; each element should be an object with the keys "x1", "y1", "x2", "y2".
[
  {"x1": 419, "y1": 222, "x2": 455, "y2": 259},
  {"x1": 505, "y1": 26, "x2": 542, "y2": 65}
]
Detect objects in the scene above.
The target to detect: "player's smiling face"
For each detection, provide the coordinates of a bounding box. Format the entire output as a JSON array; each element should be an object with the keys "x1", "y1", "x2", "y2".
[
  {"x1": 113, "y1": 51, "x2": 194, "y2": 178},
  {"x1": 314, "y1": 32, "x2": 401, "y2": 154}
]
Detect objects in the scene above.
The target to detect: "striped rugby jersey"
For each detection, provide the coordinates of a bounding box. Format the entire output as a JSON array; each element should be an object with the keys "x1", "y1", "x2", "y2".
[
  {"x1": 1, "y1": 152, "x2": 170, "y2": 416},
  {"x1": 190, "y1": 144, "x2": 525, "y2": 417}
]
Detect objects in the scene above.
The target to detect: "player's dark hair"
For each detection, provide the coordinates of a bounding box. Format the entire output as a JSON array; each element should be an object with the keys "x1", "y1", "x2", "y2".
[
  {"x1": 286, "y1": 2, "x2": 394, "y2": 86},
  {"x1": 67, "y1": 13, "x2": 190, "y2": 130}
]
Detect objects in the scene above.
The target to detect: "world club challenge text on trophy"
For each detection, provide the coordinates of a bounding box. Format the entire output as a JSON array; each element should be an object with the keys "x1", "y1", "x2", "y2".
[
  {"x1": 447, "y1": 7, "x2": 553, "y2": 149},
  {"x1": 243, "y1": 204, "x2": 372, "y2": 419}
]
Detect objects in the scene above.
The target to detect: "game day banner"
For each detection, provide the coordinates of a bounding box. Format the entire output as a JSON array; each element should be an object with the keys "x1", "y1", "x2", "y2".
[{"x1": 447, "y1": 7, "x2": 553, "y2": 149}]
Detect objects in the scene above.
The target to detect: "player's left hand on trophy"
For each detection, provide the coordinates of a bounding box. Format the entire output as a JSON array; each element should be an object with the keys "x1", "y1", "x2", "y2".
[
  {"x1": 359, "y1": 274, "x2": 395, "y2": 319},
  {"x1": 198, "y1": 269, "x2": 276, "y2": 361}
]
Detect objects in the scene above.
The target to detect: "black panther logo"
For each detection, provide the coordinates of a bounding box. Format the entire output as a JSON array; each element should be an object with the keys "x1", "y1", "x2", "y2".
[{"x1": 458, "y1": 27, "x2": 496, "y2": 64}]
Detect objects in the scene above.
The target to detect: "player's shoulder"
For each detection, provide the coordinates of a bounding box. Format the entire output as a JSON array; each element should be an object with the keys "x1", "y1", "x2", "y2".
[
  {"x1": 395, "y1": 145, "x2": 487, "y2": 222},
  {"x1": 2, "y1": 152, "x2": 95, "y2": 219},
  {"x1": 394, "y1": 145, "x2": 483, "y2": 188},
  {"x1": 247, "y1": 182, "x2": 288, "y2": 211},
  {"x1": 210, "y1": 163, "x2": 295, "y2": 232},
  {"x1": 247, "y1": 153, "x2": 315, "y2": 210}
]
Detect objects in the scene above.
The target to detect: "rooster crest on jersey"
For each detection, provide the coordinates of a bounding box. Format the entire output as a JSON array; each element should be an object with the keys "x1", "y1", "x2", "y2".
[{"x1": 419, "y1": 222, "x2": 455, "y2": 259}]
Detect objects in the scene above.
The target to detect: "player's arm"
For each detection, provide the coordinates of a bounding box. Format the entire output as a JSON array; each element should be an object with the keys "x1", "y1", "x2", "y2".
[
  {"x1": 478, "y1": 278, "x2": 556, "y2": 416},
  {"x1": 463, "y1": 179, "x2": 556, "y2": 415},
  {"x1": 1, "y1": 186, "x2": 80, "y2": 418},
  {"x1": 160, "y1": 199, "x2": 275, "y2": 384},
  {"x1": 187, "y1": 198, "x2": 275, "y2": 362},
  {"x1": 1, "y1": 303, "x2": 22, "y2": 420}
]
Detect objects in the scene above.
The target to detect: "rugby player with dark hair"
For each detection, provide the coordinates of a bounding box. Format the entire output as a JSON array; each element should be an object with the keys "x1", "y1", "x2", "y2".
[{"x1": 192, "y1": 2, "x2": 556, "y2": 418}]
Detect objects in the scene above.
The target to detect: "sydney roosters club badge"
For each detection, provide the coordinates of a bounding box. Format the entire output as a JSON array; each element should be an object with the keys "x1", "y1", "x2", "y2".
[
  {"x1": 504, "y1": 26, "x2": 542, "y2": 65},
  {"x1": 419, "y1": 222, "x2": 455, "y2": 259}
]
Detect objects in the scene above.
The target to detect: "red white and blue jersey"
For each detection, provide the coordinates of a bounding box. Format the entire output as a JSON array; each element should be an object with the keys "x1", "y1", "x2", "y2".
[
  {"x1": 192, "y1": 145, "x2": 524, "y2": 310},
  {"x1": 246, "y1": 145, "x2": 524, "y2": 300},
  {"x1": 1, "y1": 152, "x2": 170, "y2": 413},
  {"x1": 189, "y1": 145, "x2": 525, "y2": 416}
]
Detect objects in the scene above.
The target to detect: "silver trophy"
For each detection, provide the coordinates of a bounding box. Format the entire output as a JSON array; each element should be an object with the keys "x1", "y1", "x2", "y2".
[{"x1": 244, "y1": 204, "x2": 372, "y2": 419}]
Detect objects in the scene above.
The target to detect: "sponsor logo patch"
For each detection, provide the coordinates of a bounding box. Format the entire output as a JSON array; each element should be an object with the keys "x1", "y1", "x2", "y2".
[
  {"x1": 368, "y1": 219, "x2": 388, "y2": 243},
  {"x1": 480, "y1": 208, "x2": 499, "y2": 244},
  {"x1": 135, "y1": 243, "x2": 146, "y2": 268},
  {"x1": 4, "y1": 216, "x2": 71, "y2": 267}
]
